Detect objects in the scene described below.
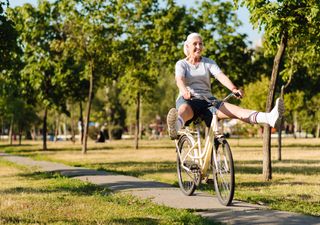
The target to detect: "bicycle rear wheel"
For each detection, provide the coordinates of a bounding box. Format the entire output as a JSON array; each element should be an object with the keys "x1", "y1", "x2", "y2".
[
  {"x1": 212, "y1": 138, "x2": 235, "y2": 206},
  {"x1": 177, "y1": 135, "x2": 198, "y2": 196}
]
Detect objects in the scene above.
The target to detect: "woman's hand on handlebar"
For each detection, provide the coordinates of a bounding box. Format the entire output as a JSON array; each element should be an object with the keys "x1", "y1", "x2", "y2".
[
  {"x1": 183, "y1": 90, "x2": 192, "y2": 100},
  {"x1": 232, "y1": 88, "x2": 243, "y2": 99}
]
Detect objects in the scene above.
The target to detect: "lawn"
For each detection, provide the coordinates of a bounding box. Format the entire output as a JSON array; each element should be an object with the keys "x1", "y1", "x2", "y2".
[
  {"x1": 0, "y1": 159, "x2": 214, "y2": 225},
  {"x1": 1, "y1": 137, "x2": 320, "y2": 217}
]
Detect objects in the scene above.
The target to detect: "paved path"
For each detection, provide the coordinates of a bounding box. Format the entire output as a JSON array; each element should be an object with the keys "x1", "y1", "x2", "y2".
[{"x1": 1, "y1": 152, "x2": 319, "y2": 225}]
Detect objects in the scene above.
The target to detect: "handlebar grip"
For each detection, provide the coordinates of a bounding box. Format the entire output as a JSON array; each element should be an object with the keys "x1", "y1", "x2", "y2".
[{"x1": 234, "y1": 92, "x2": 241, "y2": 98}]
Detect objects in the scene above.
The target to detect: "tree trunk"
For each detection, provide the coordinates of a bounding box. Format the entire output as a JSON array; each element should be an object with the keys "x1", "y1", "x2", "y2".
[
  {"x1": 18, "y1": 126, "x2": 22, "y2": 146},
  {"x1": 108, "y1": 126, "x2": 113, "y2": 141},
  {"x1": 32, "y1": 125, "x2": 37, "y2": 140},
  {"x1": 305, "y1": 129, "x2": 308, "y2": 138},
  {"x1": 82, "y1": 60, "x2": 94, "y2": 154},
  {"x1": 134, "y1": 92, "x2": 140, "y2": 150},
  {"x1": 316, "y1": 123, "x2": 320, "y2": 138},
  {"x1": 293, "y1": 111, "x2": 298, "y2": 138},
  {"x1": 262, "y1": 126, "x2": 272, "y2": 179},
  {"x1": 139, "y1": 100, "x2": 143, "y2": 140},
  {"x1": 63, "y1": 122, "x2": 67, "y2": 141},
  {"x1": 54, "y1": 114, "x2": 60, "y2": 142},
  {"x1": 43, "y1": 107, "x2": 48, "y2": 150},
  {"x1": 70, "y1": 105, "x2": 76, "y2": 143},
  {"x1": 277, "y1": 86, "x2": 285, "y2": 161},
  {"x1": 263, "y1": 32, "x2": 288, "y2": 181},
  {"x1": 8, "y1": 117, "x2": 13, "y2": 145},
  {"x1": 79, "y1": 102, "x2": 84, "y2": 144}
]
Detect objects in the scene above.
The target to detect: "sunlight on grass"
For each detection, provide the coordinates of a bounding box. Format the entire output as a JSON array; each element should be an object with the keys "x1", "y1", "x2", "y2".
[
  {"x1": 1, "y1": 137, "x2": 320, "y2": 216},
  {"x1": 0, "y1": 159, "x2": 213, "y2": 225}
]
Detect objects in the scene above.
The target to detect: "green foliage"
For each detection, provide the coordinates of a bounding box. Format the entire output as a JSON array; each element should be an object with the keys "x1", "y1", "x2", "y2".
[
  {"x1": 283, "y1": 91, "x2": 304, "y2": 117},
  {"x1": 299, "y1": 93, "x2": 320, "y2": 135},
  {"x1": 8, "y1": 1, "x2": 68, "y2": 113},
  {"x1": 0, "y1": 1, "x2": 38, "y2": 138},
  {"x1": 3, "y1": 0, "x2": 318, "y2": 140},
  {"x1": 196, "y1": 0, "x2": 255, "y2": 87},
  {"x1": 240, "y1": 76, "x2": 269, "y2": 112},
  {"x1": 0, "y1": 0, "x2": 20, "y2": 72},
  {"x1": 235, "y1": 0, "x2": 320, "y2": 84}
]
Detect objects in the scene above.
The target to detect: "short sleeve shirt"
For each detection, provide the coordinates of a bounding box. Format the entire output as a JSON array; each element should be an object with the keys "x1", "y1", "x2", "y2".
[{"x1": 175, "y1": 57, "x2": 222, "y2": 98}]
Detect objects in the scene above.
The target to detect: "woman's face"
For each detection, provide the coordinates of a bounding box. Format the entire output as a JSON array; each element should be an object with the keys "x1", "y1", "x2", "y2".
[{"x1": 188, "y1": 36, "x2": 203, "y2": 58}]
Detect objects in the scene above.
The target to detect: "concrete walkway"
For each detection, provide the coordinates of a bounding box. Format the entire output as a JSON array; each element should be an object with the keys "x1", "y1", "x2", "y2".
[{"x1": 1, "y1": 152, "x2": 319, "y2": 225}]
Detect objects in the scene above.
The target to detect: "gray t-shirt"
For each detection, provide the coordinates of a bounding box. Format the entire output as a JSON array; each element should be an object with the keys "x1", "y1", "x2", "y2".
[{"x1": 175, "y1": 57, "x2": 222, "y2": 98}]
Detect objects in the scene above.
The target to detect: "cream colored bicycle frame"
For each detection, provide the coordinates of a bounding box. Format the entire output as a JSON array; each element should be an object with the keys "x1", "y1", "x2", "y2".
[{"x1": 175, "y1": 113, "x2": 221, "y2": 178}]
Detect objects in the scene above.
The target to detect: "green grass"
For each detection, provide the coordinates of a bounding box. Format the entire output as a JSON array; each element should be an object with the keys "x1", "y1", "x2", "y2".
[
  {"x1": 0, "y1": 159, "x2": 215, "y2": 225},
  {"x1": 1, "y1": 138, "x2": 320, "y2": 217}
]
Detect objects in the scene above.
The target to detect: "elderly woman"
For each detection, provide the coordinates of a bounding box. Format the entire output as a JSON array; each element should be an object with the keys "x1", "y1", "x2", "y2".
[{"x1": 167, "y1": 33, "x2": 284, "y2": 139}]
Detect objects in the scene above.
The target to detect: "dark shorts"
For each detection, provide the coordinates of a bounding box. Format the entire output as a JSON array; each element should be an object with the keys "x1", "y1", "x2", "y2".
[{"x1": 176, "y1": 96, "x2": 223, "y2": 127}]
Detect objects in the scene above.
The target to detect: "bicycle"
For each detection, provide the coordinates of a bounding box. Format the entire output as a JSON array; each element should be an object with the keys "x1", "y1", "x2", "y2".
[{"x1": 175, "y1": 92, "x2": 238, "y2": 206}]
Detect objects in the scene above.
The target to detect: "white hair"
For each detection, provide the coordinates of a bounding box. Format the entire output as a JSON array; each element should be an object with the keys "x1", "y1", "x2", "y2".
[{"x1": 183, "y1": 33, "x2": 203, "y2": 57}]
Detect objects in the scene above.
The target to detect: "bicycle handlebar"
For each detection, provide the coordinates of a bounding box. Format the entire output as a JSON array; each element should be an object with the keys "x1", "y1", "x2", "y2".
[{"x1": 190, "y1": 92, "x2": 240, "y2": 106}]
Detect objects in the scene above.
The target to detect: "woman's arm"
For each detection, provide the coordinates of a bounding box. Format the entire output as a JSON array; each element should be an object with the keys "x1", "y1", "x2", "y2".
[
  {"x1": 176, "y1": 75, "x2": 191, "y2": 100},
  {"x1": 216, "y1": 72, "x2": 243, "y2": 97}
]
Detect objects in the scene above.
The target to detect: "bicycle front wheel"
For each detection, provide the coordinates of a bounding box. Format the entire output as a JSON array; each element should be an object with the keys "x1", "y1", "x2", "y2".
[
  {"x1": 212, "y1": 138, "x2": 235, "y2": 206},
  {"x1": 177, "y1": 135, "x2": 197, "y2": 196}
]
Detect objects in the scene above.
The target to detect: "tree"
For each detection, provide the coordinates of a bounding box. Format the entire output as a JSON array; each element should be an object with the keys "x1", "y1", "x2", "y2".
[
  {"x1": 0, "y1": 0, "x2": 27, "y2": 144},
  {"x1": 234, "y1": 0, "x2": 320, "y2": 180},
  {"x1": 115, "y1": 0, "x2": 189, "y2": 149},
  {"x1": 309, "y1": 94, "x2": 320, "y2": 138},
  {"x1": 55, "y1": 0, "x2": 117, "y2": 153},
  {"x1": 8, "y1": 1, "x2": 69, "y2": 150},
  {"x1": 0, "y1": 0, "x2": 19, "y2": 70},
  {"x1": 195, "y1": 0, "x2": 256, "y2": 91}
]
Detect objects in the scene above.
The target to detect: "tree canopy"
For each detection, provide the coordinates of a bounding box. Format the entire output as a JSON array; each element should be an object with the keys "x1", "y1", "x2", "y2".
[{"x1": 1, "y1": 0, "x2": 318, "y2": 157}]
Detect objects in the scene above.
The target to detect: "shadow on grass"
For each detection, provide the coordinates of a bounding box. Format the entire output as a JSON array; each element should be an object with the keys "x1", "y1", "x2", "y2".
[
  {"x1": 235, "y1": 159, "x2": 320, "y2": 176},
  {"x1": 0, "y1": 214, "x2": 161, "y2": 225},
  {"x1": 111, "y1": 218, "x2": 160, "y2": 225},
  {"x1": 3, "y1": 146, "x2": 114, "y2": 154},
  {"x1": 137, "y1": 145, "x2": 176, "y2": 150},
  {"x1": 237, "y1": 159, "x2": 320, "y2": 165},
  {"x1": 1, "y1": 170, "x2": 110, "y2": 196},
  {"x1": 0, "y1": 144, "x2": 33, "y2": 149},
  {"x1": 88, "y1": 161, "x2": 176, "y2": 177},
  {"x1": 233, "y1": 144, "x2": 320, "y2": 148},
  {"x1": 69, "y1": 158, "x2": 320, "y2": 179},
  {"x1": 0, "y1": 214, "x2": 211, "y2": 225}
]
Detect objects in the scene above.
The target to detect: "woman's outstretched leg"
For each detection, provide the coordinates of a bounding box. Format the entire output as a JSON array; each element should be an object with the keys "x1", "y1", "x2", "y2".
[{"x1": 217, "y1": 98, "x2": 284, "y2": 128}]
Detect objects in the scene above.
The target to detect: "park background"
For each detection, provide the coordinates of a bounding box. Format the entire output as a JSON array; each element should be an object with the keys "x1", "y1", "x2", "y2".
[
  {"x1": 0, "y1": 0, "x2": 320, "y2": 223},
  {"x1": 1, "y1": 0, "x2": 319, "y2": 147}
]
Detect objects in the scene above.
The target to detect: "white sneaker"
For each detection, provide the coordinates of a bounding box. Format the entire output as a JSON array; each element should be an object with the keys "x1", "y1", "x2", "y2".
[
  {"x1": 167, "y1": 108, "x2": 178, "y2": 139},
  {"x1": 268, "y1": 98, "x2": 285, "y2": 128}
]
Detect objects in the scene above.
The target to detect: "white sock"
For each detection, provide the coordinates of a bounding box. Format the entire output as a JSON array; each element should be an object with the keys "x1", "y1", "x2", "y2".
[
  {"x1": 255, "y1": 99, "x2": 283, "y2": 127},
  {"x1": 176, "y1": 116, "x2": 185, "y2": 131},
  {"x1": 256, "y1": 112, "x2": 269, "y2": 124},
  {"x1": 248, "y1": 111, "x2": 259, "y2": 124}
]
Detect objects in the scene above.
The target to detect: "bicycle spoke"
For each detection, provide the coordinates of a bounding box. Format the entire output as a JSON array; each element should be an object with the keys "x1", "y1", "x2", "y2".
[
  {"x1": 213, "y1": 140, "x2": 235, "y2": 206},
  {"x1": 177, "y1": 135, "x2": 197, "y2": 196}
]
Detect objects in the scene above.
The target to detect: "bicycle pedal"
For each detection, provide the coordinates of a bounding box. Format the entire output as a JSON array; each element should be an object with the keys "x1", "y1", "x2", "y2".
[
  {"x1": 190, "y1": 164, "x2": 200, "y2": 173},
  {"x1": 184, "y1": 161, "x2": 200, "y2": 172}
]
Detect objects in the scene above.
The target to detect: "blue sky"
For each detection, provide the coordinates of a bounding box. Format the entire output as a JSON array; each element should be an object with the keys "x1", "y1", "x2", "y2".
[
  {"x1": 175, "y1": 0, "x2": 262, "y2": 46},
  {"x1": 8, "y1": 0, "x2": 262, "y2": 46}
]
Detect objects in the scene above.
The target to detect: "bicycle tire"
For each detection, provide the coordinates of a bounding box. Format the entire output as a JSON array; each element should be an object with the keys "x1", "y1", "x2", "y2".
[
  {"x1": 212, "y1": 137, "x2": 235, "y2": 206},
  {"x1": 176, "y1": 134, "x2": 198, "y2": 196}
]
